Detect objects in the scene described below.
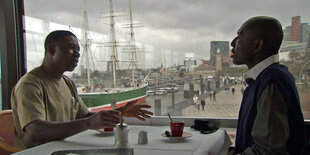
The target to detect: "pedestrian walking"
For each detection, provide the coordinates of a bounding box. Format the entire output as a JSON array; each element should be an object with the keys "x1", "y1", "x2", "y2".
[
  {"x1": 193, "y1": 94, "x2": 198, "y2": 109},
  {"x1": 232, "y1": 87, "x2": 235, "y2": 96},
  {"x1": 201, "y1": 99, "x2": 206, "y2": 111},
  {"x1": 197, "y1": 101, "x2": 200, "y2": 110},
  {"x1": 212, "y1": 90, "x2": 216, "y2": 101},
  {"x1": 209, "y1": 91, "x2": 212, "y2": 100},
  {"x1": 241, "y1": 87, "x2": 245, "y2": 95}
]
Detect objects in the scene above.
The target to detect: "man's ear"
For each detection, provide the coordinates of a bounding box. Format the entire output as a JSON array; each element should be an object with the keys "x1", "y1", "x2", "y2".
[
  {"x1": 46, "y1": 43, "x2": 56, "y2": 56},
  {"x1": 252, "y1": 39, "x2": 263, "y2": 54}
]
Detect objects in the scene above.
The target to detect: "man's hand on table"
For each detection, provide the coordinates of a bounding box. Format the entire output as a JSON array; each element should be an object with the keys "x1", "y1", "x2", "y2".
[
  {"x1": 87, "y1": 110, "x2": 121, "y2": 129},
  {"x1": 117, "y1": 100, "x2": 153, "y2": 121},
  {"x1": 86, "y1": 100, "x2": 153, "y2": 129}
]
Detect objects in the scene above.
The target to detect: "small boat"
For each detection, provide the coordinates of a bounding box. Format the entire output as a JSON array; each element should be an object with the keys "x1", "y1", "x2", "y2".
[
  {"x1": 155, "y1": 89, "x2": 167, "y2": 95},
  {"x1": 146, "y1": 90, "x2": 156, "y2": 96}
]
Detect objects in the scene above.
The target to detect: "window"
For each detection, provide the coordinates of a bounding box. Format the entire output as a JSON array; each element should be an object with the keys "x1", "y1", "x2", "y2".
[
  {"x1": 0, "y1": 49, "x2": 1, "y2": 110},
  {"x1": 24, "y1": 0, "x2": 310, "y2": 120}
]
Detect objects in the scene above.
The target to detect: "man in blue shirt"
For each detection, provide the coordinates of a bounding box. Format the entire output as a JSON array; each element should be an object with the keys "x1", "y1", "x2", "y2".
[{"x1": 229, "y1": 16, "x2": 306, "y2": 154}]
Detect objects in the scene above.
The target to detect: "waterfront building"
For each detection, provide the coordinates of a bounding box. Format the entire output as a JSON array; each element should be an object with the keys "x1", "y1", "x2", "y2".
[
  {"x1": 184, "y1": 57, "x2": 197, "y2": 72},
  {"x1": 215, "y1": 49, "x2": 223, "y2": 73},
  {"x1": 285, "y1": 16, "x2": 310, "y2": 43},
  {"x1": 291, "y1": 16, "x2": 301, "y2": 42},
  {"x1": 209, "y1": 41, "x2": 229, "y2": 63}
]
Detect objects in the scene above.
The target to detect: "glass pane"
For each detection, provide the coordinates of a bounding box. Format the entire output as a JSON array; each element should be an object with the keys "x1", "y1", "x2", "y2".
[
  {"x1": 0, "y1": 47, "x2": 1, "y2": 111},
  {"x1": 24, "y1": 0, "x2": 310, "y2": 119}
]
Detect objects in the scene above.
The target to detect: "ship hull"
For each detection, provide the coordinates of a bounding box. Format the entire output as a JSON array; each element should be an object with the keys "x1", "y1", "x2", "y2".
[{"x1": 79, "y1": 85, "x2": 147, "y2": 112}]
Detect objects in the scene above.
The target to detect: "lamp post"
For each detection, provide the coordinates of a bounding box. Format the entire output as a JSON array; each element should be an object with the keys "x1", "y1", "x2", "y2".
[{"x1": 298, "y1": 59, "x2": 310, "y2": 83}]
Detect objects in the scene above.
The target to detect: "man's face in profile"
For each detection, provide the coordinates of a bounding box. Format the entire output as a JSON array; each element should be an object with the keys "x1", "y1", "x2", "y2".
[
  {"x1": 230, "y1": 23, "x2": 257, "y2": 66},
  {"x1": 53, "y1": 35, "x2": 80, "y2": 72}
]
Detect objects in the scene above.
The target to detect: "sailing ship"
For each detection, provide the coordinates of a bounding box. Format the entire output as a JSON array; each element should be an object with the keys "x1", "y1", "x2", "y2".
[{"x1": 78, "y1": 0, "x2": 147, "y2": 112}]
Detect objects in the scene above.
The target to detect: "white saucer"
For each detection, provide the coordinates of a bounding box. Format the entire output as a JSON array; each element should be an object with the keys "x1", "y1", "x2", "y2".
[
  {"x1": 161, "y1": 132, "x2": 192, "y2": 142},
  {"x1": 95, "y1": 128, "x2": 115, "y2": 135}
]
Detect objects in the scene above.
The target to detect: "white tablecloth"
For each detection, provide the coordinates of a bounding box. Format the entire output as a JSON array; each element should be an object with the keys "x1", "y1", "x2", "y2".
[{"x1": 13, "y1": 125, "x2": 232, "y2": 155}]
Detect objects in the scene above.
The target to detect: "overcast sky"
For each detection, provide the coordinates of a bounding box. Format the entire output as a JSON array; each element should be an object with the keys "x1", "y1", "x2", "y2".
[{"x1": 24, "y1": 0, "x2": 310, "y2": 63}]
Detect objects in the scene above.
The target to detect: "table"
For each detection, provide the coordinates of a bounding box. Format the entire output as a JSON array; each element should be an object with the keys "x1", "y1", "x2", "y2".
[{"x1": 13, "y1": 125, "x2": 232, "y2": 155}]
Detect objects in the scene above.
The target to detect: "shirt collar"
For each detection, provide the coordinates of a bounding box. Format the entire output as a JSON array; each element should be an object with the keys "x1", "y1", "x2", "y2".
[{"x1": 244, "y1": 54, "x2": 279, "y2": 82}]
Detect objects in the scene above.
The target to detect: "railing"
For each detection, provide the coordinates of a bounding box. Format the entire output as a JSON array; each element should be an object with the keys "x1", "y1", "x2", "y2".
[
  {"x1": 126, "y1": 116, "x2": 238, "y2": 128},
  {"x1": 125, "y1": 116, "x2": 310, "y2": 128}
]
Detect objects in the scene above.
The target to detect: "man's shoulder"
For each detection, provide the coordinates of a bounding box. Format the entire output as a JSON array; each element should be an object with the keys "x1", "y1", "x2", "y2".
[
  {"x1": 261, "y1": 63, "x2": 291, "y2": 79},
  {"x1": 15, "y1": 68, "x2": 44, "y2": 88},
  {"x1": 265, "y1": 63, "x2": 287, "y2": 72},
  {"x1": 258, "y1": 63, "x2": 294, "y2": 85}
]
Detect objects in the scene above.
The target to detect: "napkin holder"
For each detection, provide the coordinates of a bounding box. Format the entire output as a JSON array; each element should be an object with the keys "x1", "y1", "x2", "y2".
[{"x1": 114, "y1": 123, "x2": 130, "y2": 148}]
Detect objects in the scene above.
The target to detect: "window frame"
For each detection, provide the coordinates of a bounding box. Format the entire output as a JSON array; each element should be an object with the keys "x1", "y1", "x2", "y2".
[{"x1": 0, "y1": 0, "x2": 26, "y2": 110}]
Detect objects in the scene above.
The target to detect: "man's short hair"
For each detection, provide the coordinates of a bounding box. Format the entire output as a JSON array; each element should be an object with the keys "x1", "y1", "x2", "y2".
[
  {"x1": 44, "y1": 30, "x2": 77, "y2": 53},
  {"x1": 244, "y1": 16, "x2": 283, "y2": 56}
]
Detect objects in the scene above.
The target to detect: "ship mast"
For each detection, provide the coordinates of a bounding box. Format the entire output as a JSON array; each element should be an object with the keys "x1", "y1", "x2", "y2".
[
  {"x1": 104, "y1": 0, "x2": 140, "y2": 88},
  {"x1": 82, "y1": 0, "x2": 91, "y2": 88},
  {"x1": 128, "y1": 0, "x2": 137, "y2": 87},
  {"x1": 108, "y1": 0, "x2": 119, "y2": 88},
  {"x1": 124, "y1": 0, "x2": 143, "y2": 87}
]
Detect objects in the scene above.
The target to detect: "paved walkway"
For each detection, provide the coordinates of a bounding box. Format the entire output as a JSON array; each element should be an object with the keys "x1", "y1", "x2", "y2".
[{"x1": 182, "y1": 84, "x2": 244, "y2": 118}]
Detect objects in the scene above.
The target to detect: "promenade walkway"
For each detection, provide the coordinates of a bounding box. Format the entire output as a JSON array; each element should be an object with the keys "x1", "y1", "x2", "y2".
[{"x1": 182, "y1": 84, "x2": 244, "y2": 118}]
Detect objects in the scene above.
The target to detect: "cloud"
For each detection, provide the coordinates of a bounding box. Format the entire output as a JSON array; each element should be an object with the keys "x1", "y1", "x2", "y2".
[{"x1": 24, "y1": 0, "x2": 310, "y2": 65}]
